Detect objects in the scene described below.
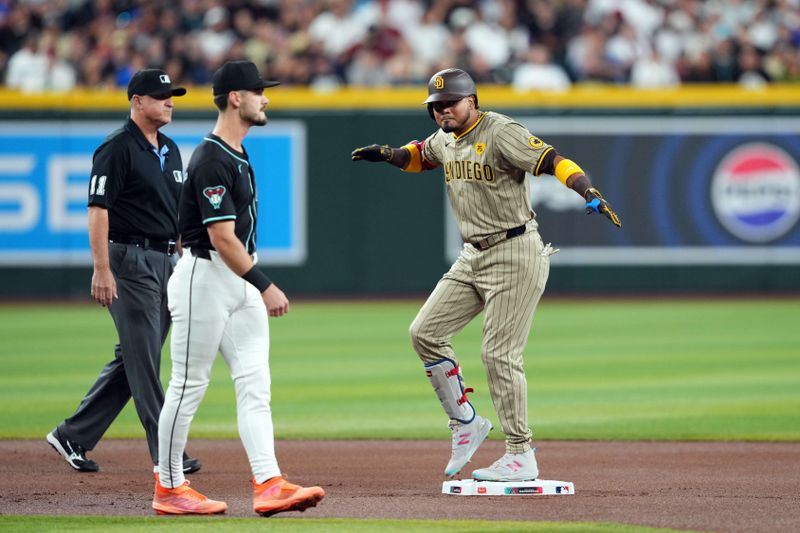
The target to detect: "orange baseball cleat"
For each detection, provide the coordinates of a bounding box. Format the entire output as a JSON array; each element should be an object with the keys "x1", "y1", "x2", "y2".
[
  {"x1": 252, "y1": 476, "x2": 325, "y2": 517},
  {"x1": 152, "y1": 474, "x2": 227, "y2": 515}
]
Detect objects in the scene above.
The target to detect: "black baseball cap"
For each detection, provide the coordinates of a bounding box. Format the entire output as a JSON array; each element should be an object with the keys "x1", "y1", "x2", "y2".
[
  {"x1": 127, "y1": 69, "x2": 186, "y2": 100},
  {"x1": 212, "y1": 61, "x2": 280, "y2": 96}
]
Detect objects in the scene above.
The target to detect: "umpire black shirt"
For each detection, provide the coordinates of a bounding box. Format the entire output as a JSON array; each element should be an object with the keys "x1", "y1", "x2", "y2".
[
  {"x1": 87, "y1": 118, "x2": 184, "y2": 241},
  {"x1": 180, "y1": 133, "x2": 259, "y2": 254}
]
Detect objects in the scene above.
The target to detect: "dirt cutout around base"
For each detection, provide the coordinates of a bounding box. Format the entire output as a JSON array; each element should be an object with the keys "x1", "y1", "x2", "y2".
[{"x1": 2, "y1": 439, "x2": 798, "y2": 532}]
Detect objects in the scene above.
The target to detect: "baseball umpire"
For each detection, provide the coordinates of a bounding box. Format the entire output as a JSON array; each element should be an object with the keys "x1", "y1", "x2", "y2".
[
  {"x1": 153, "y1": 60, "x2": 325, "y2": 516},
  {"x1": 352, "y1": 68, "x2": 621, "y2": 482},
  {"x1": 47, "y1": 69, "x2": 200, "y2": 475}
]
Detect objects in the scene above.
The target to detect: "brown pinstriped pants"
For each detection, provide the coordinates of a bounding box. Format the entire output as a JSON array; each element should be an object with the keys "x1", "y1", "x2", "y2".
[{"x1": 409, "y1": 228, "x2": 549, "y2": 454}]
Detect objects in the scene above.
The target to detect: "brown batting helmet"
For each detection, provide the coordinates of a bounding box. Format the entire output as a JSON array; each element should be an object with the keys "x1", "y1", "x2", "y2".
[
  {"x1": 424, "y1": 68, "x2": 479, "y2": 118},
  {"x1": 424, "y1": 68, "x2": 477, "y2": 103}
]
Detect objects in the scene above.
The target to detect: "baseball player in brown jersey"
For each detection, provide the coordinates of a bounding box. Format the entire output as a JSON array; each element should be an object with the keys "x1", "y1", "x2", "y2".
[{"x1": 352, "y1": 68, "x2": 621, "y2": 482}]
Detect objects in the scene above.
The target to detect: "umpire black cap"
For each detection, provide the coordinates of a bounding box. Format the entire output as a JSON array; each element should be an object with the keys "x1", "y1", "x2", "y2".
[
  {"x1": 213, "y1": 61, "x2": 280, "y2": 96},
  {"x1": 127, "y1": 69, "x2": 186, "y2": 100},
  {"x1": 423, "y1": 68, "x2": 477, "y2": 104}
]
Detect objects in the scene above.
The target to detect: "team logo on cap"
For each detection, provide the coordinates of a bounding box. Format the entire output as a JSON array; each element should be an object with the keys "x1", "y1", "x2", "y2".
[
  {"x1": 475, "y1": 142, "x2": 485, "y2": 155},
  {"x1": 203, "y1": 186, "x2": 227, "y2": 210},
  {"x1": 434, "y1": 76, "x2": 445, "y2": 89},
  {"x1": 711, "y1": 142, "x2": 800, "y2": 242},
  {"x1": 159, "y1": 74, "x2": 171, "y2": 84}
]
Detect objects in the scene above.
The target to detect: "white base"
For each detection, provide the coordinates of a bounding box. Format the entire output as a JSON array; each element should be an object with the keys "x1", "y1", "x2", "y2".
[{"x1": 442, "y1": 479, "x2": 575, "y2": 496}]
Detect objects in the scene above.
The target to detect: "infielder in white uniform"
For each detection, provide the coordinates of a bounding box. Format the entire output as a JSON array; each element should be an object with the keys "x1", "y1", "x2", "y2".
[
  {"x1": 352, "y1": 68, "x2": 621, "y2": 482},
  {"x1": 153, "y1": 61, "x2": 324, "y2": 517}
]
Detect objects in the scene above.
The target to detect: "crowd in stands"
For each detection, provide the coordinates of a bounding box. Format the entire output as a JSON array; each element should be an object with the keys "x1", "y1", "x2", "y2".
[{"x1": 1, "y1": 0, "x2": 799, "y2": 93}]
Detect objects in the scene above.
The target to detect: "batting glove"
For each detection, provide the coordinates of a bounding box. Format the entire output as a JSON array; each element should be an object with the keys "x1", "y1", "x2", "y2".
[
  {"x1": 351, "y1": 144, "x2": 393, "y2": 162},
  {"x1": 584, "y1": 187, "x2": 622, "y2": 228}
]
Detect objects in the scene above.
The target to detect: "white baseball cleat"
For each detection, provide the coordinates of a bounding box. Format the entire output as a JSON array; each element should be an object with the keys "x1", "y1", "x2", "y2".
[
  {"x1": 471, "y1": 448, "x2": 539, "y2": 481},
  {"x1": 445, "y1": 415, "x2": 492, "y2": 478}
]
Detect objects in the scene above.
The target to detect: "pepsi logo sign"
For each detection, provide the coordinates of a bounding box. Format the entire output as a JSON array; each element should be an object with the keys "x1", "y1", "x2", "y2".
[{"x1": 711, "y1": 143, "x2": 800, "y2": 242}]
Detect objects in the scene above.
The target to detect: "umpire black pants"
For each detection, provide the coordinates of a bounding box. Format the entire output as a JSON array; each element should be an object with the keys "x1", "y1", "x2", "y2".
[{"x1": 58, "y1": 243, "x2": 175, "y2": 464}]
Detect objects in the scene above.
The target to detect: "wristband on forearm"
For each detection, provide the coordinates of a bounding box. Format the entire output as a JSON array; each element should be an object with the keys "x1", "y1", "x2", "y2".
[
  {"x1": 242, "y1": 266, "x2": 272, "y2": 293},
  {"x1": 554, "y1": 158, "x2": 584, "y2": 186}
]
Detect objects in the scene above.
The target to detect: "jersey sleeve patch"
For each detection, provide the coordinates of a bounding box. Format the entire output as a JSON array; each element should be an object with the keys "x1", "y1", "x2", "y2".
[
  {"x1": 203, "y1": 186, "x2": 227, "y2": 209},
  {"x1": 528, "y1": 136, "x2": 544, "y2": 149}
]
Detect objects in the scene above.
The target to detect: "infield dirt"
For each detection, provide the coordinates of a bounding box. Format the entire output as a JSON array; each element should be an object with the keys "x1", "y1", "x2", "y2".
[{"x1": 2, "y1": 439, "x2": 798, "y2": 532}]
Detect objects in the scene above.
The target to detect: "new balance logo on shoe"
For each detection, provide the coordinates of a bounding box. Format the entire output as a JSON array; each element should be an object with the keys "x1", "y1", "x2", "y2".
[
  {"x1": 506, "y1": 460, "x2": 524, "y2": 472},
  {"x1": 472, "y1": 449, "x2": 539, "y2": 482}
]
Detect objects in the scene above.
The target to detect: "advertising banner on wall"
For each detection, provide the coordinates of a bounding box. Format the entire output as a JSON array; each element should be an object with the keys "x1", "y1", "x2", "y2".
[
  {"x1": 0, "y1": 120, "x2": 306, "y2": 266},
  {"x1": 446, "y1": 116, "x2": 800, "y2": 265}
]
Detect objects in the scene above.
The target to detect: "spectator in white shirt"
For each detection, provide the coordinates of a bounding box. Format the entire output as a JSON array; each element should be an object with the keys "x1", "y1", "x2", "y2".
[
  {"x1": 308, "y1": 0, "x2": 367, "y2": 59},
  {"x1": 198, "y1": 6, "x2": 235, "y2": 64},
  {"x1": 6, "y1": 34, "x2": 48, "y2": 92},
  {"x1": 630, "y1": 48, "x2": 680, "y2": 87},
  {"x1": 512, "y1": 44, "x2": 572, "y2": 91}
]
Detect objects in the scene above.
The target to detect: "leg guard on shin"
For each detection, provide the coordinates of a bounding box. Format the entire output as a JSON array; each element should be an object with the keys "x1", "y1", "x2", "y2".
[{"x1": 424, "y1": 357, "x2": 475, "y2": 424}]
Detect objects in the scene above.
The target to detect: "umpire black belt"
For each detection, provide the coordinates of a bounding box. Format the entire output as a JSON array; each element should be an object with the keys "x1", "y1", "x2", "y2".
[
  {"x1": 109, "y1": 233, "x2": 177, "y2": 255},
  {"x1": 470, "y1": 224, "x2": 527, "y2": 251}
]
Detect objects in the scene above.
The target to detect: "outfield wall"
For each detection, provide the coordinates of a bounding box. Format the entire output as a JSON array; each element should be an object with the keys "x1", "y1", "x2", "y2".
[{"x1": 0, "y1": 86, "x2": 798, "y2": 297}]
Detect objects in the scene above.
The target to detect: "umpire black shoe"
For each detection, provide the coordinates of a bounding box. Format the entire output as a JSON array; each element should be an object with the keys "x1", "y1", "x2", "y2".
[
  {"x1": 46, "y1": 429, "x2": 99, "y2": 472},
  {"x1": 182, "y1": 453, "x2": 202, "y2": 474}
]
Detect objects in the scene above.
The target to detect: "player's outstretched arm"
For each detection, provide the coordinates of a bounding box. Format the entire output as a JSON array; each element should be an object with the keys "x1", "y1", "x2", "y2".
[
  {"x1": 351, "y1": 144, "x2": 410, "y2": 169},
  {"x1": 549, "y1": 154, "x2": 622, "y2": 228}
]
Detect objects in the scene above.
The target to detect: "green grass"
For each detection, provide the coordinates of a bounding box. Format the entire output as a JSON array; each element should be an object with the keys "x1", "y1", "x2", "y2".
[
  {"x1": 0, "y1": 516, "x2": 696, "y2": 533},
  {"x1": 0, "y1": 299, "x2": 798, "y2": 441}
]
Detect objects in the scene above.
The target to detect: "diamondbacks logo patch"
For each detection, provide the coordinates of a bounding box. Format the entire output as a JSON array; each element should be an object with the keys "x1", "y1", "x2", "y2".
[
  {"x1": 528, "y1": 136, "x2": 544, "y2": 149},
  {"x1": 475, "y1": 142, "x2": 486, "y2": 155},
  {"x1": 203, "y1": 186, "x2": 226, "y2": 209},
  {"x1": 434, "y1": 76, "x2": 445, "y2": 89}
]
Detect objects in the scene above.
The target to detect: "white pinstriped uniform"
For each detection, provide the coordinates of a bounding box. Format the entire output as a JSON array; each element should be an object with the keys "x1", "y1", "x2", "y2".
[{"x1": 409, "y1": 111, "x2": 552, "y2": 454}]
